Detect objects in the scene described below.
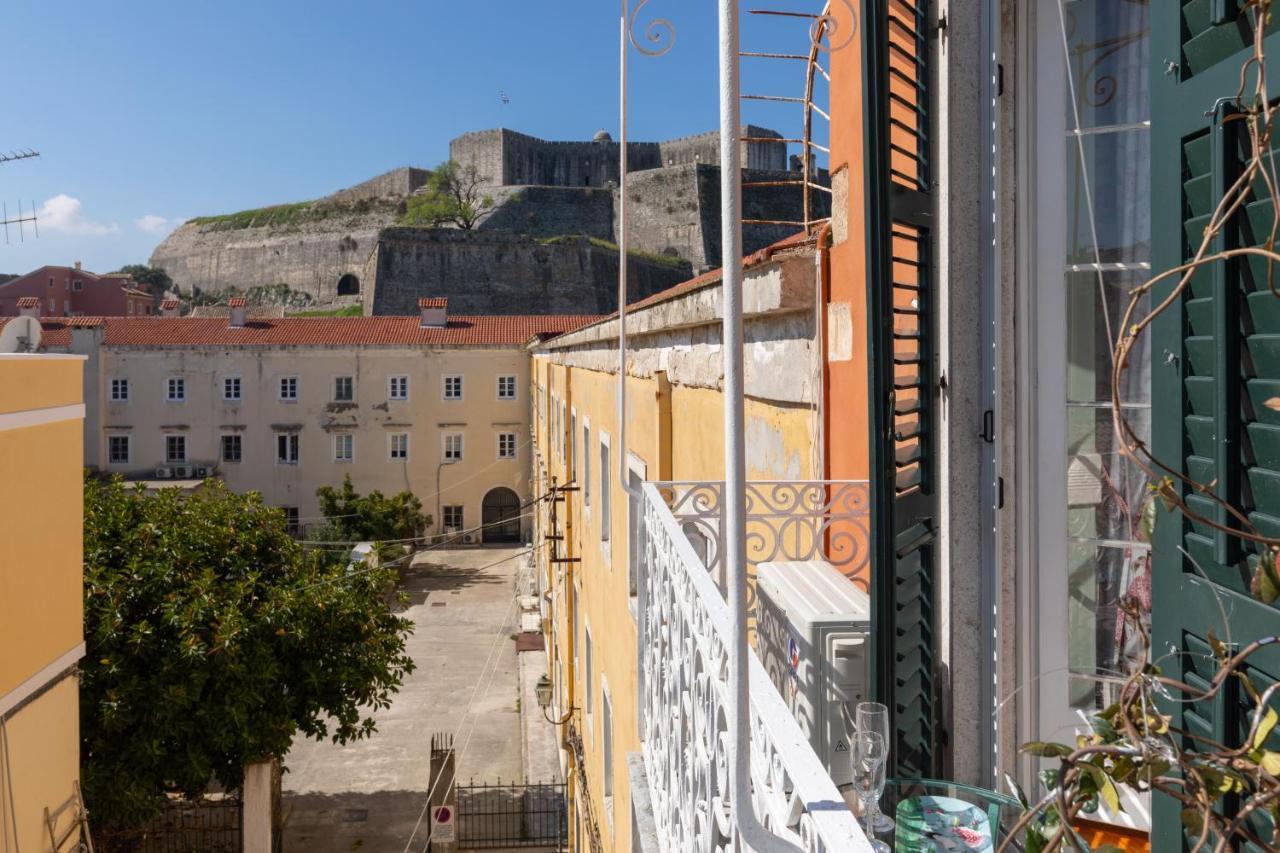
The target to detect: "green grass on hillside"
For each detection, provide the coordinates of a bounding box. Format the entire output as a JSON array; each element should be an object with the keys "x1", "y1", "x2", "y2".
[
  {"x1": 290, "y1": 305, "x2": 363, "y2": 317},
  {"x1": 189, "y1": 198, "x2": 397, "y2": 231},
  {"x1": 537, "y1": 235, "x2": 687, "y2": 269}
]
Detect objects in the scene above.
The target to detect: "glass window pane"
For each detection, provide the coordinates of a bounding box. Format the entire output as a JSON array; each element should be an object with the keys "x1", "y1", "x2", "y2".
[
  {"x1": 1062, "y1": 0, "x2": 1150, "y2": 130},
  {"x1": 1066, "y1": 129, "x2": 1150, "y2": 266}
]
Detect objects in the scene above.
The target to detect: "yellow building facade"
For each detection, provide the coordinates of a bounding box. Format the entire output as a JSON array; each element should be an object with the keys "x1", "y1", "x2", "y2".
[
  {"x1": 529, "y1": 245, "x2": 822, "y2": 852},
  {"x1": 0, "y1": 353, "x2": 86, "y2": 853}
]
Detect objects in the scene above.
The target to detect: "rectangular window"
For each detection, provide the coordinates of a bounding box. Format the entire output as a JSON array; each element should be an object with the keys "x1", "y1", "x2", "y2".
[
  {"x1": 108, "y1": 435, "x2": 130, "y2": 464},
  {"x1": 572, "y1": 587, "x2": 580, "y2": 669},
  {"x1": 497, "y1": 375, "x2": 517, "y2": 400},
  {"x1": 276, "y1": 432, "x2": 299, "y2": 464},
  {"x1": 583, "y1": 424, "x2": 592, "y2": 507},
  {"x1": 585, "y1": 626, "x2": 594, "y2": 717},
  {"x1": 334, "y1": 433, "x2": 353, "y2": 462},
  {"x1": 165, "y1": 434, "x2": 186, "y2": 463},
  {"x1": 390, "y1": 432, "x2": 410, "y2": 460},
  {"x1": 570, "y1": 411, "x2": 577, "y2": 480},
  {"x1": 221, "y1": 433, "x2": 242, "y2": 463},
  {"x1": 282, "y1": 507, "x2": 300, "y2": 535},
  {"x1": 443, "y1": 375, "x2": 463, "y2": 400},
  {"x1": 600, "y1": 436, "x2": 611, "y2": 543},
  {"x1": 443, "y1": 432, "x2": 463, "y2": 461},
  {"x1": 110, "y1": 378, "x2": 129, "y2": 402},
  {"x1": 333, "y1": 376, "x2": 354, "y2": 402},
  {"x1": 72, "y1": 279, "x2": 82, "y2": 291},
  {"x1": 498, "y1": 432, "x2": 517, "y2": 459},
  {"x1": 166, "y1": 377, "x2": 185, "y2": 402},
  {"x1": 223, "y1": 376, "x2": 242, "y2": 401},
  {"x1": 279, "y1": 376, "x2": 298, "y2": 401},
  {"x1": 603, "y1": 689, "x2": 614, "y2": 800},
  {"x1": 388, "y1": 375, "x2": 409, "y2": 401},
  {"x1": 443, "y1": 505, "x2": 464, "y2": 530}
]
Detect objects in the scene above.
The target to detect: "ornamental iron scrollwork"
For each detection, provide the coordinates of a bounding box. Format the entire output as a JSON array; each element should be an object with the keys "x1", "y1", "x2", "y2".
[
  {"x1": 627, "y1": 0, "x2": 675, "y2": 57},
  {"x1": 639, "y1": 482, "x2": 870, "y2": 852}
]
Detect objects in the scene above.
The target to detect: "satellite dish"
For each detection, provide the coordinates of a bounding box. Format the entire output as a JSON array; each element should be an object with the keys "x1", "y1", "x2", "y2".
[{"x1": 0, "y1": 315, "x2": 42, "y2": 353}]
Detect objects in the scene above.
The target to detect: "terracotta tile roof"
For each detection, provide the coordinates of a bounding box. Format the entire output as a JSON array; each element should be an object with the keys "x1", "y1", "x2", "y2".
[
  {"x1": 38, "y1": 315, "x2": 599, "y2": 349},
  {"x1": 227, "y1": 296, "x2": 248, "y2": 307},
  {"x1": 418, "y1": 297, "x2": 448, "y2": 309},
  {"x1": 16, "y1": 297, "x2": 39, "y2": 308},
  {"x1": 160, "y1": 299, "x2": 181, "y2": 310}
]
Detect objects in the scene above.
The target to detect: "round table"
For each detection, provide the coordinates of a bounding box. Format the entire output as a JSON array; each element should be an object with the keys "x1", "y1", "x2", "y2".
[{"x1": 868, "y1": 778, "x2": 1031, "y2": 852}]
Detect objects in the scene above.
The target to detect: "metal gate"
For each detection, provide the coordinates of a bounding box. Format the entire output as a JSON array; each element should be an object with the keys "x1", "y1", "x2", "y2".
[
  {"x1": 94, "y1": 796, "x2": 243, "y2": 853},
  {"x1": 456, "y1": 780, "x2": 566, "y2": 849}
]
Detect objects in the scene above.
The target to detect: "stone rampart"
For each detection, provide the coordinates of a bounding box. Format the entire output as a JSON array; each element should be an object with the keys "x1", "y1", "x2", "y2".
[
  {"x1": 325, "y1": 167, "x2": 430, "y2": 204},
  {"x1": 365, "y1": 230, "x2": 690, "y2": 316}
]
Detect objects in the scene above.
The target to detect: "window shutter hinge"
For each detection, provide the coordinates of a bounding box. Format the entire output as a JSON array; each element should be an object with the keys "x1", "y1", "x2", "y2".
[
  {"x1": 980, "y1": 409, "x2": 995, "y2": 444},
  {"x1": 997, "y1": 63, "x2": 1005, "y2": 97}
]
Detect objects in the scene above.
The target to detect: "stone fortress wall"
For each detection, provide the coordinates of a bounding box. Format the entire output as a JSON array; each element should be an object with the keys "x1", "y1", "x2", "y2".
[{"x1": 151, "y1": 125, "x2": 817, "y2": 308}]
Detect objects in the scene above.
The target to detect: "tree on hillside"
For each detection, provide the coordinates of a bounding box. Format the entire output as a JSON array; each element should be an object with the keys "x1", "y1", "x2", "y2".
[
  {"x1": 113, "y1": 264, "x2": 173, "y2": 295},
  {"x1": 80, "y1": 476, "x2": 416, "y2": 827},
  {"x1": 400, "y1": 160, "x2": 494, "y2": 230},
  {"x1": 314, "y1": 475, "x2": 429, "y2": 544}
]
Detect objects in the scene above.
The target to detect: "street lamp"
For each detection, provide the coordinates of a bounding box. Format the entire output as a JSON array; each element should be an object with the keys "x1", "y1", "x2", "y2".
[
  {"x1": 436, "y1": 457, "x2": 458, "y2": 538},
  {"x1": 535, "y1": 673, "x2": 575, "y2": 726}
]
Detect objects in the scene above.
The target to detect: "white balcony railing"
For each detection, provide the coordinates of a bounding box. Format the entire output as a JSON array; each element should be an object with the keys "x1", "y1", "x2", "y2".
[{"x1": 638, "y1": 480, "x2": 873, "y2": 852}]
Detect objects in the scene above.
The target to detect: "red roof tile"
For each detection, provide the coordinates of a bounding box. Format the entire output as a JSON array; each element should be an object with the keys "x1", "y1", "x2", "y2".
[
  {"x1": 38, "y1": 315, "x2": 599, "y2": 349},
  {"x1": 160, "y1": 299, "x2": 181, "y2": 309},
  {"x1": 418, "y1": 297, "x2": 448, "y2": 309},
  {"x1": 16, "y1": 296, "x2": 39, "y2": 308},
  {"x1": 227, "y1": 296, "x2": 248, "y2": 307}
]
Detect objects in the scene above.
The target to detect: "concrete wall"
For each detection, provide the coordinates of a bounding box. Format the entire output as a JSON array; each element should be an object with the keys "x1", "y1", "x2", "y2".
[
  {"x1": 528, "y1": 250, "x2": 822, "y2": 851},
  {"x1": 364, "y1": 230, "x2": 690, "y2": 316},
  {"x1": 0, "y1": 354, "x2": 85, "y2": 853},
  {"x1": 84, "y1": 343, "x2": 531, "y2": 528}
]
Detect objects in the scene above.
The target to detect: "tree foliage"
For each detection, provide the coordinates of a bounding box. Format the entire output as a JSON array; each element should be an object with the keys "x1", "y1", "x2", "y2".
[
  {"x1": 113, "y1": 264, "x2": 172, "y2": 295},
  {"x1": 314, "y1": 474, "x2": 429, "y2": 543},
  {"x1": 400, "y1": 160, "x2": 494, "y2": 230},
  {"x1": 81, "y1": 476, "x2": 416, "y2": 827}
]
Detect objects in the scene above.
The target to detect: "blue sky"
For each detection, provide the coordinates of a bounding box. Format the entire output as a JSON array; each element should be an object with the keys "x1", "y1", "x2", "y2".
[{"x1": 3, "y1": 1, "x2": 825, "y2": 274}]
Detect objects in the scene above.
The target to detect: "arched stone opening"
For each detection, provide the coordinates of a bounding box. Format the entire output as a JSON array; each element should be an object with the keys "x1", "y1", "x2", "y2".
[
  {"x1": 481, "y1": 487, "x2": 522, "y2": 543},
  {"x1": 336, "y1": 273, "x2": 360, "y2": 296}
]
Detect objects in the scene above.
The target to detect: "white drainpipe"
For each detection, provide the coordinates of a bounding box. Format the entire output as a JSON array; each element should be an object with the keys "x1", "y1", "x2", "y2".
[
  {"x1": 719, "y1": 3, "x2": 804, "y2": 850},
  {"x1": 618, "y1": 2, "x2": 640, "y2": 507}
]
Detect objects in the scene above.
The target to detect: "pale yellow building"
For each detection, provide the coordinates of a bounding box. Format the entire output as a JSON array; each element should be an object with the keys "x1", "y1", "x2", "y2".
[
  {"x1": 528, "y1": 240, "x2": 823, "y2": 852},
  {"x1": 35, "y1": 301, "x2": 595, "y2": 537},
  {"x1": 0, "y1": 353, "x2": 86, "y2": 853}
]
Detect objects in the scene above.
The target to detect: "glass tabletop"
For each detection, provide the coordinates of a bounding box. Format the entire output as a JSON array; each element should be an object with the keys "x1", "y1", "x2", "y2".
[{"x1": 871, "y1": 778, "x2": 1033, "y2": 852}]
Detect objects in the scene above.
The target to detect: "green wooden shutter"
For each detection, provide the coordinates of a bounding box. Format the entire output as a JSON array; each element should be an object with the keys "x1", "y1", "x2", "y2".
[
  {"x1": 1151, "y1": 4, "x2": 1280, "y2": 848},
  {"x1": 863, "y1": 0, "x2": 938, "y2": 779}
]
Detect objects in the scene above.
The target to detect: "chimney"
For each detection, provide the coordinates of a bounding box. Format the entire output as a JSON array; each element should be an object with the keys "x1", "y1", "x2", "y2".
[
  {"x1": 419, "y1": 297, "x2": 448, "y2": 328},
  {"x1": 16, "y1": 296, "x2": 40, "y2": 319},
  {"x1": 228, "y1": 296, "x2": 247, "y2": 328},
  {"x1": 160, "y1": 298, "x2": 181, "y2": 318},
  {"x1": 74, "y1": 261, "x2": 82, "y2": 271}
]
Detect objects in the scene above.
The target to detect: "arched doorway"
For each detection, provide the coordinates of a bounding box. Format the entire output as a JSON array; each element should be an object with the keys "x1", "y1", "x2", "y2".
[
  {"x1": 336, "y1": 273, "x2": 360, "y2": 296},
  {"x1": 481, "y1": 487, "x2": 522, "y2": 543}
]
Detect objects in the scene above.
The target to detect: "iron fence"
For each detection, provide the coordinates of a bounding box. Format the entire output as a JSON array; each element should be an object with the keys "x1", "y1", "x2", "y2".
[
  {"x1": 456, "y1": 780, "x2": 566, "y2": 849},
  {"x1": 94, "y1": 796, "x2": 242, "y2": 853}
]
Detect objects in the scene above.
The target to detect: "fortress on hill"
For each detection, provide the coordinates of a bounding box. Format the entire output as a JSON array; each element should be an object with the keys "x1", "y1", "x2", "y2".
[{"x1": 150, "y1": 126, "x2": 825, "y2": 315}]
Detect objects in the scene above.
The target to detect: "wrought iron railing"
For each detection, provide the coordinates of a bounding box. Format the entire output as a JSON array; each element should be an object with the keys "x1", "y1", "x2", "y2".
[{"x1": 638, "y1": 481, "x2": 871, "y2": 852}]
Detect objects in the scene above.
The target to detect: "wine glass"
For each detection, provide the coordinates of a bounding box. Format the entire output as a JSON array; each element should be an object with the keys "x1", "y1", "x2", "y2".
[
  {"x1": 850, "y1": 730, "x2": 891, "y2": 852},
  {"x1": 856, "y1": 701, "x2": 896, "y2": 833}
]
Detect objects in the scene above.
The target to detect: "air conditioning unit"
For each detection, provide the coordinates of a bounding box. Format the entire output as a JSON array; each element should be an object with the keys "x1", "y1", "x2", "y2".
[
  {"x1": 154, "y1": 466, "x2": 172, "y2": 479},
  {"x1": 755, "y1": 560, "x2": 870, "y2": 788},
  {"x1": 194, "y1": 466, "x2": 212, "y2": 478},
  {"x1": 463, "y1": 533, "x2": 480, "y2": 545},
  {"x1": 172, "y1": 465, "x2": 193, "y2": 478}
]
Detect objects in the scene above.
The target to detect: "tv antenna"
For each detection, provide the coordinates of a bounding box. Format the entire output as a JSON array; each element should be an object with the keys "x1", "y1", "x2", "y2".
[
  {"x1": 0, "y1": 148, "x2": 40, "y2": 243},
  {"x1": 499, "y1": 90, "x2": 510, "y2": 105}
]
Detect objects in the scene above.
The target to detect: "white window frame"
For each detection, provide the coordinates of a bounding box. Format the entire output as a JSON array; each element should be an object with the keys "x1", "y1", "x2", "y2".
[
  {"x1": 583, "y1": 419, "x2": 592, "y2": 511},
  {"x1": 443, "y1": 505, "x2": 464, "y2": 530},
  {"x1": 222, "y1": 375, "x2": 242, "y2": 402},
  {"x1": 107, "y1": 433, "x2": 130, "y2": 465},
  {"x1": 220, "y1": 432, "x2": 242, "y2": 464},
  {"x1": 584, "y1": 622, "x2": 594, "y2": 742},
  {"x1": 388, "y1": 375, "x2": 410, "y2": 401},
  {"x1": 110, "y1": 377, "x2": 129, "y2": 402},
  {"x1": 275, "y1": 431, "x2": 299, "y2": 465},
  {"x1": 164, "y1": 433, "x2": 187, "y2": 464},
  {"x1": 334, "y1": 432, "x2": 354, "y2": 463},
  {"x1": 497, "y1": 431, "x2": 517, "y2": 460},
  {"x1": 443, "y1": 374, "x2": 464, "y2": 401},
  {"x1": 497, "y1": 374, "x2": 517, "y2": 400},
  {"x1": 389, "y1": 432, "x2": 410, "y2": 461},
  {"x1": 570, "y1": 409, "x2": 577, "y2": 481},
  {"x1": 442, "y1": 432, "x2": 464, "y2": 461},
  {"x1": 599, "y1": 430, "x2": 612, "y2": 551},
  {"x1": 166, "y1": 376, "x2": 185, "y2": 403},
  {"x1": 602, "y1": 678, "x2": 615, "y2": 825},
  {"x1": 333, "y1": 375, "x2": 354, "y2": 403},
  {"x1": 279, "y1": 376, "x2": 298, "y2": 402}
]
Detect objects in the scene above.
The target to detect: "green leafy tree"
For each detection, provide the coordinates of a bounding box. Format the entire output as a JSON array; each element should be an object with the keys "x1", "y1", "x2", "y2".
[
  {"x1": 314, "y1": 475, "x2": 429, "y2": 543},
  {"x1": 113, "y1": 264, "x2": 173, "y2": 295},
  {"x1": 400, "y1": 160, "x2": 494, "y2": 230},
  {"x1": 81, "y1": 476, "x2": 416, "y2": 827}
]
